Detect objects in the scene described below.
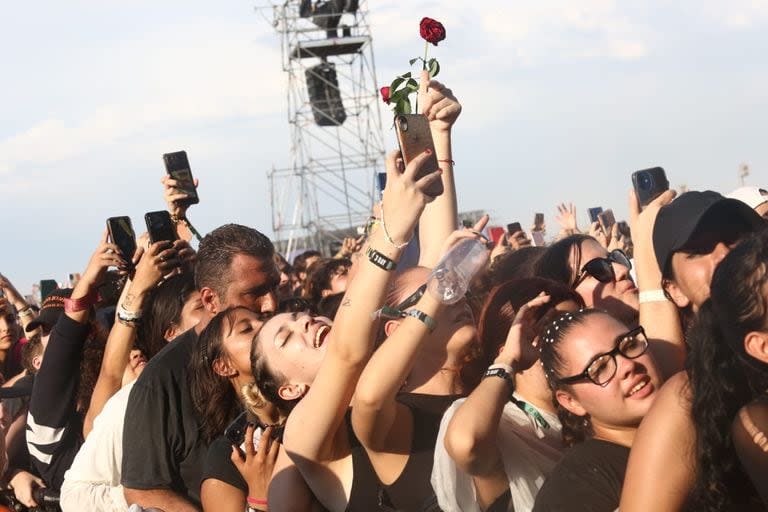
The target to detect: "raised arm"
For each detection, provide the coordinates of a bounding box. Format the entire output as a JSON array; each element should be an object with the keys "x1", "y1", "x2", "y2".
[
  {"x1": 0, "y1": 273, "x2": 36, "y2": 335},
  {"x1": 83, "y1": 240, "x2": 179, "y2": 437},
  {"x1": 284, "y1": 149, "x2": 439, "y2": 463},
  {"x1": 351, "y1": 225, "x2": 487, "y2": 451},
  {"x1": 443, "y1": 295, "x2": 550, "y2": 508},
  {"x1": 417, "y1": 70, "x2": 462, "y2": 268},
  {"x1": 162, "y1": 174, "x2": 198, "y2": 242},
  {"x1": 629, "y1": 189, "x2": 685, "y2": 380}
]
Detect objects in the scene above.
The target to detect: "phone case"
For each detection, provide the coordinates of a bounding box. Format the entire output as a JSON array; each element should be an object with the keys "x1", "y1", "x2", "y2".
[
  {"x1": 632, "y1": 167, "x2": 669, "y2": 208},
  {"x1": 145, "y1": 211, "x2": 178, "y2": 244},
  {"x1": 394, "y1": 114, "x2": 443, "y2": 197},
  {"x1": 107, "y1": 216, "x2": 137, "y2": 266},
  {"x1": 163, "y1": 151, "x2": 199, "y2": 205},
  {"x1": 598, "y1": 210, "x2": 616, "y2": 233},
  {"x1": 588, "y1": 207, "x2": 604, "y2": 224}
]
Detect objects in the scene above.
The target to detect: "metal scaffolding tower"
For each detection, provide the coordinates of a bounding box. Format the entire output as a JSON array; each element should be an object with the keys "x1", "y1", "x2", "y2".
[{"x1": 258, "y1": 0, "x2": 385, "y2": 257}]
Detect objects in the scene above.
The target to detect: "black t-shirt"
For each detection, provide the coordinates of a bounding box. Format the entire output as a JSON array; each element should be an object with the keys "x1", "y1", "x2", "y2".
[
  {"x1": 533, "y1": 438, "x2": 629, "y2": 512},
  {"x1": 201, "y1": 435, "x2": 248, "y2": 493},
  {"x1": 121, "y1": 329, "x2": 206, "y2": 505}
]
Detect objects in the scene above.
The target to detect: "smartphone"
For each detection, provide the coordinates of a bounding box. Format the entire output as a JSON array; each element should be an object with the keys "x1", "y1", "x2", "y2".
[
  {"x1": 533, "y1": 213, "x2": 545, "y2": 231},
  {"x1": 376, "y1": 172, "x2": 387, "y2": 196},
  {"x1": 598, "y1": 209, "x2": 616, "y2": 233},
  {"x1": 488, "y1": 226, "x2": 505, "y2": 245},
  {"x1": 632, "y1": 167, "x2": 669, "y2": 208},
  {"x1": 394, "y1": 114, "x2": 443, "y2": 197},
  {"x1": 106, "y1": 216, "x2": 137, "y2": 267},
  {"x1": 531, "y1": 231, "x2": 546, "y2": 247},
  {"x1": 588, "y1": 207, "x2": 604, "y2": 224},
  {"x1": 225, "y1": 411, "x2": 249, "y2": 447},
  {"x1": 461, "y1": 219, "x2": 473, "y2": 228},
  {"x1": 507, "y1": 222, "x2": 522, "y2": 234},
  {"x1": 144, "y1": 211, "x2": 178, "y2": 244},
  {"x1": 39, "y1": 280, "x2": 58, "y2": 301},
  {"x1": 163, "y1": 151, "x2": 199, "y2": 206}
]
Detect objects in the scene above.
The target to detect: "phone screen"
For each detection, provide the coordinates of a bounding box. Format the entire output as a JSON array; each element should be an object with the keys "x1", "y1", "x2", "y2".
[
  {"x1": 145, "y1": 211, "x2": 178, "y2": 244},
  {"x1": 588, "y1": 207, "x2": 604, "y2": 224},
  {"x1": 107, "y1": 217, "x2": 137, "y2": 265},
  {"x1": 163, "y1": 151, "x2": 199, "y2": 206}
]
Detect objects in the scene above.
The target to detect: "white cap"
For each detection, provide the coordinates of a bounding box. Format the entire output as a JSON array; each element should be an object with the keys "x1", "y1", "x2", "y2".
[{"x1": 727, "y1": 186, "x2": 768, "y2": 210}]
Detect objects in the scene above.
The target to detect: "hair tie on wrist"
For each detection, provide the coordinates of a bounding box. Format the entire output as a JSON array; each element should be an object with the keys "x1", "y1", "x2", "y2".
[{"x1": 438, "y1": 158, "x2": 455, "y2": 166}]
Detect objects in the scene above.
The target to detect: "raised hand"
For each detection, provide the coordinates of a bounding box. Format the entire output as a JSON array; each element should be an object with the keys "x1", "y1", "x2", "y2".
[
  {"x1": 495, "y1": 293, "x2": 551, "y2": 372},
  {"x1": 231, "y1": 424, "x2": 280, "y2": 505},
  {"x1": 555, "y1": 203, "x2": 579, "y2": 234},
  {"x1": 131, "y1": 241, "x2": 178, "y2": 291},
  {"x1": 418, "y1": 69, "x2": 461, "y2": 134},
  {"x1": 161, "y1": 174, "x2": 199, "y2": 219},
  {"x1": 80, "y1": 231, "x2": 124, "y2": 291},
  {"x1": 507, "y1": 229, "x2": 532, "y2": 250},
  {"x1": 380, "y1": 149, "x2": 443, "y2": 247}
]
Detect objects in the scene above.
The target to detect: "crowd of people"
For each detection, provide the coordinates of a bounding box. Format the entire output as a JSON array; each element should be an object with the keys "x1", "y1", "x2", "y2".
[{"x1": 0, "y1": 70, "x2": 767, "y2": 512}]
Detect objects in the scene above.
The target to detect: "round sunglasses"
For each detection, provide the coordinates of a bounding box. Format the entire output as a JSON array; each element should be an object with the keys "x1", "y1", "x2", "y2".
[{"x1": 572, "y1": 249, "x2": 632, "y2": 289}]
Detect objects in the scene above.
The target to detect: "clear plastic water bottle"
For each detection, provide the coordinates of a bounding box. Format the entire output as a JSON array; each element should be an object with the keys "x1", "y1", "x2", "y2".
[{"x1": 427, "y1": 238, "x2": 489, "y2": 304}]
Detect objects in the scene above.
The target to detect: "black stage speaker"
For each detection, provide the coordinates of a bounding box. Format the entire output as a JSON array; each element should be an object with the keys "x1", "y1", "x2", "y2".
[{"x1": 305, "y1": 62, "x2": 347, "y2": 126}]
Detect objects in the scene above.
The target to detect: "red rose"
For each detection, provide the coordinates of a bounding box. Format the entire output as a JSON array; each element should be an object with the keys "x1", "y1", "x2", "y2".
[
  {"x1": 380, "y1": 86, "x2": 391, "y2": 104},
  {"x1": 420, "y1": 17, "x2": 446, "y2": 46}
]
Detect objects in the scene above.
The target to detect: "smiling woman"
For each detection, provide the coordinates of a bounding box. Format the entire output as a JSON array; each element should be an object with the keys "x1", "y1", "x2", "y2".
[{"x1": 532, "y1": 309, "x2": 663, "y2": 512}]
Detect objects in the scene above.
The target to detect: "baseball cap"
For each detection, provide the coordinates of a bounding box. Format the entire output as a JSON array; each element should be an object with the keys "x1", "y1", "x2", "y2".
[
  {"x1": 653, "y1": 191, "x2": 764, "y2": 275},
  {"x1": 26, "y1": 288, "x2": 73, "y2": 333},
  {"x1": 727, "y1": 186, "x2": 768, "y2": 210}
]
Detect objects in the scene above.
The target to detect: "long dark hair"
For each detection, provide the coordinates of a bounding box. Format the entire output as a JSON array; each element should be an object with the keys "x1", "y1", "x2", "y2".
[
  {"x1": 534, "y1": 234, "x2": 593, "y2": 287},
  {"x1": 687, "y1": 228, "x2": 768, "y2": 511},
  {"x1": 190, "y1": 308, "x2": 247, "y2": 444},
  {"x1": 538, "y1": 308, "x2": 605, "y2": 447},
  {"x1": 138, "y1": 273, "x2": 197, "y2": 358}
]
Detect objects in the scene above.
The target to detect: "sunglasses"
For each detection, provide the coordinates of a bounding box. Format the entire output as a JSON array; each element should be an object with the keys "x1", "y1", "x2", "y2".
[
  {"x1": 572, "y1": 249, "x2": 632, "y2": 288},
  {"x1": 557, "y1": 326, "x2": 649, "y2": 386}
]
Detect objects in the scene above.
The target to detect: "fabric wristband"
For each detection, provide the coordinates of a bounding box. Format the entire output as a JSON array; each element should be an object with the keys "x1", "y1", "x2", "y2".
[
  {"x1": 406, "y1": 309, "x2": 436, "y2": 331},
  {"x1": 366, "y1": 246, "x2": 397, "y2": 271},
  {"x1": 63, "y1": 290, "x2": 100, "y2": 313},
  {"x1": 639, "y1": 289, "x2": 668, "y2": 304},
  {"x1": 484, "y1": 364, "x2": 515, "y2": 390}
]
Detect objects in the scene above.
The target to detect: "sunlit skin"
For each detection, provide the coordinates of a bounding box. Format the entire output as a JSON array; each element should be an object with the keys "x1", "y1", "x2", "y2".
[
  {"x1": 571, "y1": 239, "x2": 638, "y2": 326},
  {"x1": 0, "y1": 315, "x2": 19, "y2": 352},
  {"x1": 255, "y1": 311, "x2": 333, "y2": 389},
  {"x1": 667, "y1": 242, "x2": 730, "y2": 311},
  {"x1": 215, "y1": 254, "x2": 280, "y2": 314},
  {"x1": 555, "y1": 314, "x2": 662, "y2": 446}
]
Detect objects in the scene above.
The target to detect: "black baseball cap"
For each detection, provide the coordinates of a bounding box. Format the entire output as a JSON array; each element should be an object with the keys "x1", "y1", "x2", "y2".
[
  {"x1": 26, "y1": 288, "x2": 73, "y2": 333},
  {"x1": 653, "y1": 191, "x2": 764, "y2": 276}
]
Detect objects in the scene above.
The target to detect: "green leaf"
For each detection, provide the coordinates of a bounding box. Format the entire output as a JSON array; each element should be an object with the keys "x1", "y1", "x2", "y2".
[
  {"x1": 406, "y1": 78, "x2": 419, "y2": 91},
  {"x1": 409, "y1": 58, "x2": 419, "y2": 66},
  {"x1": 428, "y1": 58, "x2": 440, "y2": 78},
  {"x1": 388, "y1": 88, "x2": 408, "y2": 104},
  {"x1": 401, "y1": 97, "x2": 412, "y2": 114},
  {"x1": 390, "y1": 76, "x2": 405, "y2": 91},
  {"x1": 401, "y1": 71, "x2": 412, "y2": 79}
]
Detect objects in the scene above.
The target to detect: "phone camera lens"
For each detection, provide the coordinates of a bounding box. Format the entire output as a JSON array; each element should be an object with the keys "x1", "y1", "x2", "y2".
[
  {"x1": 639, "y1": 172, "x2": 653, "y2": 190},
  {"x1": 397, "y1": 116, "x2": 408, "y2": 132}
]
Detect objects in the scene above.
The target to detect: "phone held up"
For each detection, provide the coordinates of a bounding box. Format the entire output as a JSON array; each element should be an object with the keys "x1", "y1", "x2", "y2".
[
  {"x1": 588, "y1": 207, "x2": 604, "y2": 225},
  {"x1": 507, "y1": 222, "x2": 522, "y2": 234},
  {"x1": 632, "y1": 166, "x2": 669, "y2": 208},
  {"x1": 225, "y1": 410, "x2": 284, "y2": 450},
  {"x1": 394, "y1": 114, "x2": 444, "y2": 198},
  {"x1": 163, "y1": 151, "x2": 199, "y2": 207},
  {"x1": 106, "y1": 216, "x2": 137, "y2": 269},
  {"x1": 598, "y1": 209, "x2": 616, "y2": 234},
  {"x1": 144, "y1": 211, "x2": 178, "y2": 245}
]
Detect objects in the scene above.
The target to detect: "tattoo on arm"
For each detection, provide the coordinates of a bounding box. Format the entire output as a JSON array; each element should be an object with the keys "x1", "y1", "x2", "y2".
[{"x1": 124, "y1": 293, "x2": 135, "y2": 308}]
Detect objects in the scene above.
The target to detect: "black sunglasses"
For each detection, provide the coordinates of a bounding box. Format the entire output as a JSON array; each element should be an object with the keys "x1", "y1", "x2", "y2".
[
  {"x1": 557, "y1": 326, "x2": 648, "y2": 386},
  {"x1": 572, "y1": 249, "x2": 632, "y2": 288}
]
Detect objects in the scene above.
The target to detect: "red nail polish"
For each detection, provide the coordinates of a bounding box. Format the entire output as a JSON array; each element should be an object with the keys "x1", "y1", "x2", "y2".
[
  {"x1": 437, "y1": 168, "x2": 443, "y2": 174},
  {"x1": 425, "y1": 148, "x2": 432, "y2": 155}
]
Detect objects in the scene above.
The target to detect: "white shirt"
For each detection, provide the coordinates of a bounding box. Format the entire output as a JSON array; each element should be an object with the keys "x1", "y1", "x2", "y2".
[{"x1": 60, "y1": 381, "x2": 134, "y2": 512}]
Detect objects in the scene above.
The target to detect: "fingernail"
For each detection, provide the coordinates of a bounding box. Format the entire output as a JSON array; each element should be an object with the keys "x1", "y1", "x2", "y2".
[
  {"x1": 437, "y1": 168, "x2": 443, "y2": 174},
  {"x1": 425, "y1": 148, "x2": 432, "y2": 155}
]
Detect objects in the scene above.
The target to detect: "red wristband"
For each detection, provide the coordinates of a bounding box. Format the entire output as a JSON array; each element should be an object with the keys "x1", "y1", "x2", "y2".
[
  {"x1": 63, "y1": 289, "x2": 100, "y2": 313},
  {"x1": 247, "y1": 497, "x2": 268, "y2": 506},
  {"x1": 438, "y1": 158, "x2": 455, "y2": 166}
]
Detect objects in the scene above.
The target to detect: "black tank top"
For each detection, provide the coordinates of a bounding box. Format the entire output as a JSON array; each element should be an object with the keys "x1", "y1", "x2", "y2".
[{"x1": 346, "y1": 393, "x2": 463, "y2": 512}]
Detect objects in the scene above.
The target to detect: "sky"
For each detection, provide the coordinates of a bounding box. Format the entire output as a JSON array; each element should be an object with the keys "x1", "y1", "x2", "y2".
[{"x1": 2, "y1": 0, "x2": 768, "y2": 296}]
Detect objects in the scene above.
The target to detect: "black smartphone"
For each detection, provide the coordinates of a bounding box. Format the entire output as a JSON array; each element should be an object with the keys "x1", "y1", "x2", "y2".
[
  {"x1": 632, "y1": 167, "x2": 669, "y2": 208},
  {"x1": 225, "y1": 411, "x2": 249, "y2": 447},
  {"x1": 377, "y1": 172, "x2": 387, "y2": 196},
  {"x1": 533, "y1": 213, "x2": 545, "y2": 231},
  {"x1": 144, "y1": 211, "x2": 178, "y2": 244},
  {"x1": 507, "y1": 222, "x2": 522, "y2": 234},
  {"x1": 588, "y1": 207, "x2": 604, "y2": 224},
  {"x1": 617, "y1": 220, "x2": 631, "y2": 238},
  {"x1": 394, "y1": 114, "x2": 443, "y2": 197},
  {"x1": 598, "y1": 209, "x2": 616, "y2": 233},
  {"x1": 106, "y1": 216, "x2": 137, "y2": 268},
  {"x1": 163, "y1": 151, "x2": 199, "y2": 207}
]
